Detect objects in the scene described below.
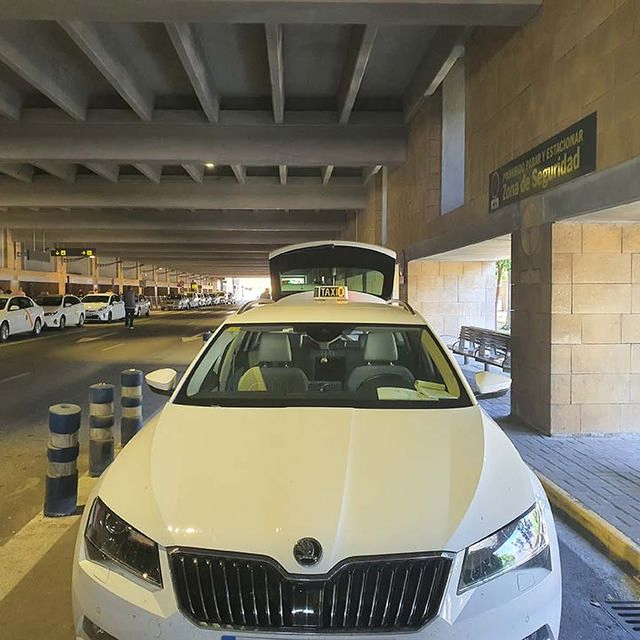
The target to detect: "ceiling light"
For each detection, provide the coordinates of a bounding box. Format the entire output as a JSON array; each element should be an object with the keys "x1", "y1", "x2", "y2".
[{"x1": 205, "y1": 163, "x2": 215, "y2": 169}]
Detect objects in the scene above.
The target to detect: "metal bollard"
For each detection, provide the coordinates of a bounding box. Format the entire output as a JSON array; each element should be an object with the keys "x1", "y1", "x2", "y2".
[
  {"x1": 89, "y1": 383, "x2": 115, "y2": 477},
  {"x1": 120, "y1": 368, "x2": 143, "y2": 447},
  {"x1": 44, "y1": 403, "x2": 81, "y2": 517},
  {"x1": 203, "y1": 330, "x2": 213, "y2": 342}
]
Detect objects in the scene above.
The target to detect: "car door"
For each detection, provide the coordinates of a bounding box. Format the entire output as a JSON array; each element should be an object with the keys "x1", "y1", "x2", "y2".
[
  {"x1": 19, "y1": 297, "x2": 37, "y2": 332},
  {"x1": 6, "y1": 297, "x2": 27, "y2": 334},
  {"x1": 64, "y1": 296, "x2": 80, "y2": 324}
]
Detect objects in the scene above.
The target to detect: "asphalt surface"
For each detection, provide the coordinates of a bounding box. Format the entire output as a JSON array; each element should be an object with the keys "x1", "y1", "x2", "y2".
[
  {"x1": 0, "y1": 307, "x2": 233, "y2": 545},
  {"x1": 0, "y1": 309, "x2": 639, "y2": 639}
]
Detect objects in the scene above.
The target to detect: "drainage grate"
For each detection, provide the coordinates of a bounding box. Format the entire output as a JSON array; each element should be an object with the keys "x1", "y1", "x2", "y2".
[{"x1": 599, "y1": 601, "x2": 640, "y2": 638}]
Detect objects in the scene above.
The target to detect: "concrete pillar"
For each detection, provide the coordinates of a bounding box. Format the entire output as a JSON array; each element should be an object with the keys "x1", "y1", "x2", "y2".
[{"x1": 56, "y1": 257, "x2": 67, "y2": 295}]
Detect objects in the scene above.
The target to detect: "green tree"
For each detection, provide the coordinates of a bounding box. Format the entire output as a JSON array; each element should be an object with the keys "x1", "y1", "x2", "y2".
[{"x1": 495, "y1": 259, "x2": 511, "y2": 332}]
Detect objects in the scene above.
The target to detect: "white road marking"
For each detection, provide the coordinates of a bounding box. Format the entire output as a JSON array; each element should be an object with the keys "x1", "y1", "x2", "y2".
[
  {"x1": 0, "y1": 475, "x2": 96, "y2": 602},
  {"x1": 0, "y1": 372, "x2": 31, "y2": 385},
  {"x1": 77, "y1": 332, "x2": 117, "y2": 344},
  {"x1": 101, "y1": 342, "x2": 125, "y2": 352},
  {"x1": 181, "y1": 334, "x2": 203, "y2": 343}
]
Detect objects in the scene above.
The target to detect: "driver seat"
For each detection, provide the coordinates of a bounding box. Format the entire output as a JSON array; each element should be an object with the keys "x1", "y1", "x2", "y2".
[
  {"x1": 346, "y1": 333, "x2": 414, "y2": 392},
  {"x1": 238, "y1": 333, "x2": 308, "y2": 394}
]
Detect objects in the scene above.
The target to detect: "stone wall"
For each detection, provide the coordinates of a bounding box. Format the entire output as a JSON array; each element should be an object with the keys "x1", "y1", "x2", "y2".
[
  {"x1": 550, "y1": 221, "x2": 640, "y2": 434},
  {"x1": 407, "y1": 259, "x2": 497, "y2": 338},
  {"x1": 363, "y1": 0, "x2": 640, "y2": 262}
]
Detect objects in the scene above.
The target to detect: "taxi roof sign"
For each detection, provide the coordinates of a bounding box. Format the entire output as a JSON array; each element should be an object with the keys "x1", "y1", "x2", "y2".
[{"x1": 313, "y1": 285, "x2": 348, "y2": 300}]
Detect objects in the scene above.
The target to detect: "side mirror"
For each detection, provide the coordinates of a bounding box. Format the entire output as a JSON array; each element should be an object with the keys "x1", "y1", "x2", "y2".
[
  {"x1": 474, "y1": 371, "x2": 511, "y2": 399},
  {"x1": 146, "y1": 368, "x2": 179, "y2": 396},
  {"x1": 8, "y1": 305, "x2": 18, "y2": 311}
]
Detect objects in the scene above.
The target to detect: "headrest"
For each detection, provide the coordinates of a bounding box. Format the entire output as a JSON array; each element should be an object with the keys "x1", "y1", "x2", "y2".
[
  {"x1": 364, "y1": 333, "x2": 398, "y2": 362},
  {"x1": 259, "y1": 333, "x2": 292, "y2": 363}
]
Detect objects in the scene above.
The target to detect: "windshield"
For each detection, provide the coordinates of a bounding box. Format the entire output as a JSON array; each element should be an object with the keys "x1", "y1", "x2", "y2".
[
  {"x1": 35, "y1": 295, "x2": 62, "y2": 306},
  {"x1": 175, "y1": 323, "x2": 472, "y2": 409},
  {"x1": 83, "y1": 295, "x2": 110, "y2": 303}
]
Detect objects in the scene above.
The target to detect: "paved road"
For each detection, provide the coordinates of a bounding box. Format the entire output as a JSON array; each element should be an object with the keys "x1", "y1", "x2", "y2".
[
  {"x1": 1, "y1": 311, "x2": 639, "y2": 639},
  {"x1": 0, "y1": 308, "x2": 233, "y2": 545}
]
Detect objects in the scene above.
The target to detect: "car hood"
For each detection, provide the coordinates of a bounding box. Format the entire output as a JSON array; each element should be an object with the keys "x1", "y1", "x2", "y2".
[{"x1": 99, "y1": 404, "x2": 534, "y2": 574}]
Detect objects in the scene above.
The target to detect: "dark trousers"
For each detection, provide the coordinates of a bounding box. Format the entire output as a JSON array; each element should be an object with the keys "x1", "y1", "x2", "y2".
[{"x1": 125, "y1": 307, "x2": 136, "y2": 327}]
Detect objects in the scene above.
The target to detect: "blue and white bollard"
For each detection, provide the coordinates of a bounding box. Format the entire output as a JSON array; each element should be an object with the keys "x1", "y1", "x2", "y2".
[
  {"x1": 120, "y1": 368, "x2": 143, "y2": 446},
  {"x1": 44, "y1": 403, "x2": 81, "y2": 517},
  {"x1": 89, "y1": 383, "x2": 115, "y2": 477}
]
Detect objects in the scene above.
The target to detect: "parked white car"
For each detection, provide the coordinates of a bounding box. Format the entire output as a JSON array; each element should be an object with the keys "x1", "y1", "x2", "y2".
[
  {"x1": 82, "y1": 293, "x2": 126, "y2": 322},
  {"x1": 73, "y1": 242, "x2": 561, "y2": 640},
  {"x1": 0, "y1": 294, "x2": 44, "y2": 342},
  {"x1": 35, "y1": 294, "x2": 85, "y2": 329},
  {"x1": 135, "y1": 295, "x2": 151, "y2": 317},
  {"x1": 161, "y1": 294, "x2": 190, "y2": 311}
]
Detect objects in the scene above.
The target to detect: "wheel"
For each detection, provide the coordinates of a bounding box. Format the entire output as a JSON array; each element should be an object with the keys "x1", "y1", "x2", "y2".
[
  {"x1": 107, "y1": 311, "x2": 112, "y2": 322},
  {"x1": 77, "y1": 314, "x2": 85, "y2": 327},
  {"x1": 0, "y1": 322, "x2": 9, "y2": 342},
  {"x1": 32, "y1": 318, "x2": 42, "y2": 336},
  {"x1": 59, "y1": 315, "x2": 66, "y2": 329}
]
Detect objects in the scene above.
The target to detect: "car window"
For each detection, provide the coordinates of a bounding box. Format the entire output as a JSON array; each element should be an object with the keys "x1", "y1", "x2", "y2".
[
  {"x1": 68, "y1": 296, "x2": 80, "y2": 305},
  {"x1": 18, "y1": 298, "x2": 33, "y2": 309},
  {"x1": 36, "y1": 295, "x2": 63, "y2": 306},
  {"x1": 112, "y1": 295, "x2": 120, "y2": 303},
  {"x1": 83, "y1": 295, "x2": 110, "y2": 303},
  {"x1": 175, "y1": 323, "x2": 471, "y2": 409},
  {"x1": 0, "y1": 299, "x2": 7, "y2": 310}
]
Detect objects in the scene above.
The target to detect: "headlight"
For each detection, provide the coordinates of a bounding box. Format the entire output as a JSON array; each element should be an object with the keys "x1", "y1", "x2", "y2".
[
  {"x1": 85, "y1": 498, "x2": 162, "y2": 587},
  {"x1": 458, "y1": 503, "x2": 549, "y2": 593}
]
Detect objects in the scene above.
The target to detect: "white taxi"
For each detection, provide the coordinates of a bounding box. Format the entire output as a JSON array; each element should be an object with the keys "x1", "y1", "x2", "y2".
[
  {"x1": 135, "y1": 295, "x2": 151, "y2": 317},
  {"x1": 35, "y1": 293, "x2": 85, "y2": 329},
  {"x1": 72, "y1": 242, "x2": 561, "y2": 640},
  {"x1": 82, "y1": 293, "x2": 126, "y2": 322},
  {"x1": 0, "y1": 294, "x2": 44, "y2": 342}
]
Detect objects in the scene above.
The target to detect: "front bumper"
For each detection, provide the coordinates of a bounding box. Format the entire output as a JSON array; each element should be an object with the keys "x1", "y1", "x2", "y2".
[
  {"x1": 72, "y1": 498, "x2": 561, "y2": 640},
  {"x1": 43, "y1": 314, "x2": 60, "y2": 328},
  {"x1": 86, "y1": 311, "x2": 109, "y2": 321}
]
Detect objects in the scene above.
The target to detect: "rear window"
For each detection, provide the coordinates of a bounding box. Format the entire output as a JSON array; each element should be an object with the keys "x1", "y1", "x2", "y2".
[
  {"x1": 174, "y1": 323, "x2": 471, "y2": 409},
  {"x1": 83, "y1": 295, "x2": 110, "y2": 303}
]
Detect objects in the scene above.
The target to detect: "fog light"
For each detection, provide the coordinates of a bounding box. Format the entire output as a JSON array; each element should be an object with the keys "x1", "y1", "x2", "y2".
[
  {"x1": 523, "y1": 625, "x2": 553, "y2": 640},
  {"x1": 82, "y1": 617, "x2": 119, "y2": 640}
]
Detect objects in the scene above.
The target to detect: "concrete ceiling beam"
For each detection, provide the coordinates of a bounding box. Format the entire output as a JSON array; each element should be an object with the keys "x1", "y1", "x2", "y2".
[
  {"x1": 0, "y1": 177, "x2": 365, "y2": 209},
  {"x1": 265, "y1": 23, "x2": 285, "y2": 123},
  {"x1": 60, "y1": 21, "x2": 154, "y2": 121},
  {"x1": 403, "y1": 26, "x2": 471, "y2": 122},
  {"x1": 0, "y1": 163, "x2": 33, "y2": 182},
  {"x1": 0, "y1": 121, "x2": 406, "y2": 166},
  {"x1": 34, "y1": 162, "x2": 77, "y2": 183},
  {"x1": 84, "y1": 162, "x2": 119, "y2": 183},
  {"x1": 0, "y1": 78, "x2": 22, "y2": 120},
  {"x1": 3, "y1": 208, "x2": 347, "y2": 231},
  {"x1": 134, "y1": 163, "x2": 162, "y2": 183},
  {"x1": 0, "y1": 23, "x2": 88, "y2": 120},
  {"x1": 0, "y1": 1, "x2": 542, "y2": 26},
  {"x1": 166, "y1": 22, "x2": 220, "y2": 123},
  {"x1": 183, "y1": 163, "x2": 204, "y2": 183},
  {"x1": 338, "y1": 25, "x2": 377, "y2": 124}
]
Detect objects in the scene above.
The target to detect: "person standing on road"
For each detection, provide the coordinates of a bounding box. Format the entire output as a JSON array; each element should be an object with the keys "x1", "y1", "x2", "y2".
[{"x1": 123, "y1": 286, "x2": 137, "y2": 330}]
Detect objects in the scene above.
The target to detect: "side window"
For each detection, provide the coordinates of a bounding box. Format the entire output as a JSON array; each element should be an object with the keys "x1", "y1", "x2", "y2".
[
  {"x1": 7, "y1": 297, "x2": 19, "y2": 310},
  {"x1": 20, "y1": 298, "x2": 34, "y2": 309},
  {"x1": 112, "y1": 295, "x2": 120, "y2": 303},
  {"x1": 70, "y1": 296, "x2": 80, "y2": 305}
]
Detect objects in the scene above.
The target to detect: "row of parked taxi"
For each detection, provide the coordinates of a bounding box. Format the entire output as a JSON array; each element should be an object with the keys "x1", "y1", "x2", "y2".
[
  {"x1": 0, "y1": 292, "x2": 151, "y2": 342},
  {"x1": 160, "y1": 291, "x2": 234, "y2": 310}
]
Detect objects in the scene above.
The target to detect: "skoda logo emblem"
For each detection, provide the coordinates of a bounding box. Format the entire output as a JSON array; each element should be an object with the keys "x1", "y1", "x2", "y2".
[{"x1": 293, "y1": 537, "x2": 322, "y2": 567}]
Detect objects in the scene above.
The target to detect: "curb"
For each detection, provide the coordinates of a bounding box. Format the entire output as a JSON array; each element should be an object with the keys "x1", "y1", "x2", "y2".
[{"x1": 536, "y1": 471, "x2": 640, "y2": 576}]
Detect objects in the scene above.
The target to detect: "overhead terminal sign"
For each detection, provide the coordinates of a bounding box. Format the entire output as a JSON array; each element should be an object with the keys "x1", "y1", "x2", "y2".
[
  {"x1": 50, "y1": 247, "x2": 96, "y2": 257},
  {"x1": 489, "y1": 112, "x2": 597, "y2": 212}
]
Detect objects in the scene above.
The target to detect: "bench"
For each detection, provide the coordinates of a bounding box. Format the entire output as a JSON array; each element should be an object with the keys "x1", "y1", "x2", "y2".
[{"x1": 451, "y1": 325, "x2": 511, "y2": 372}]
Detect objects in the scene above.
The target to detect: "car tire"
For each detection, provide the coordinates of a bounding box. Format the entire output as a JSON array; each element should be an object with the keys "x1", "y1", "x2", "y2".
[
  {"x1": 33, "y1": 318, "x2": 42, "y2": 336},
  {"x1": 77, "y1": 314, "x2": 85, "y2": 327},
  {"x1": 137, "y1": 308, "x2": 141, "y2": 317},
  {"x1": 0, "y1": 322, "x2": 9, "y2": 342},
  {"x1": 107, "y1": 311, "x2": 112, "y2": 322},
  {"x1": 59, "y1": 315, "x2": 66, "y2": 329}
]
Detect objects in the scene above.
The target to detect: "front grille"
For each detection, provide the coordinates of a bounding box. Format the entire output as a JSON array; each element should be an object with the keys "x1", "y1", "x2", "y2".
[{"x1": 169, "y1": 550, "x2": 452, "y2": 632}]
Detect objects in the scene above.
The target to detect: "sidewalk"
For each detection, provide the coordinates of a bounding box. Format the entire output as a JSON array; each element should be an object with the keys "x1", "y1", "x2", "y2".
[{"x1": 459, "y1": 358, "x2": 640, "y2": 569}]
